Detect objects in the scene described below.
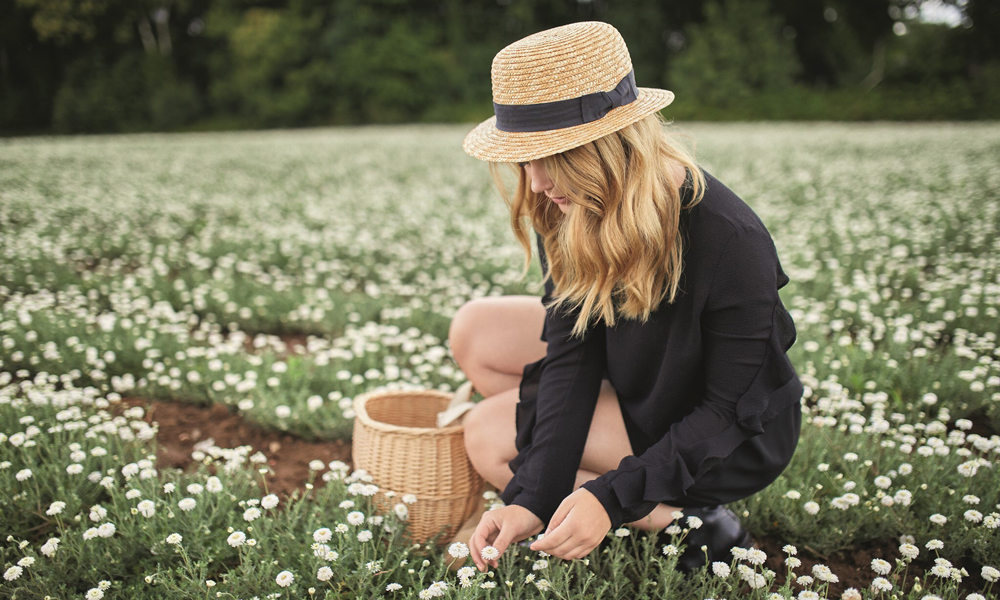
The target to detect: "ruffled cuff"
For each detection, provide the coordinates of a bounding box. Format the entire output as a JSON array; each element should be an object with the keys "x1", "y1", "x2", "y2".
[{"x1": 581, "y1": 479, "x2": 629, "y2": 531}]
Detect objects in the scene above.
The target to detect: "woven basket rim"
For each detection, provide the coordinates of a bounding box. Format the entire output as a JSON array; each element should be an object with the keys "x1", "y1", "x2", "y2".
[{"x1": 353, "y1": 388, "x2": 466, "y2": 435}]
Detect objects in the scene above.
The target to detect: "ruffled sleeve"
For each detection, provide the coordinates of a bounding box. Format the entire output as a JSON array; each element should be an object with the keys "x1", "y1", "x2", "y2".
[{"x1": 580, "y1": 225, "x2": 802, "y2": 530}]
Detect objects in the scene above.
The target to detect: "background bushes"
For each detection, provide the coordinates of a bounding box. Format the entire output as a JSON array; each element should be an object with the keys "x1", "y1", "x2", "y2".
[{"x1": 2, "y1": 0, "x2": 998, "y2": 135}]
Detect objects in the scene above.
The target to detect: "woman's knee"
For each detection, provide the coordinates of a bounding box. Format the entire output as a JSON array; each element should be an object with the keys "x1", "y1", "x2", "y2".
[
  {"x1": 449, "y1": 298, "x2": 487, "y2": 372},
  {"x1": 448, "y1": 295, "x2": 547, "y2": 397}
]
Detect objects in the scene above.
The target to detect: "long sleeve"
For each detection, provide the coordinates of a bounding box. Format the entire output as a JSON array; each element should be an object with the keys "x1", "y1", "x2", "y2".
[
  {"x1": 499, "y1": 234, "x2": 607, "y2": 526},
  {"x1": 580, "y1": 224, "x2": 802, "y2": 529}
]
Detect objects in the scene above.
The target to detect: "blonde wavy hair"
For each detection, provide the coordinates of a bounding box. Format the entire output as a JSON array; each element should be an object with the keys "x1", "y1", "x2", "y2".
[{"x1": 489, "y1": 113, "x2": 707, "y2": 338}]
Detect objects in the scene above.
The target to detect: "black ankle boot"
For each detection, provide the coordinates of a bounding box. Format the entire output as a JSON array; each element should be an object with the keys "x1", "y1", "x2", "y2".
[{"x1": 660, "y1": 505, "x2": 753, "y2": 574}]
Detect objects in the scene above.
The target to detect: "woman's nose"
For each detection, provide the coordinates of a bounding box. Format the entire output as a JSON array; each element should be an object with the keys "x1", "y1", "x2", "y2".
[{"x1": 525, "y1": 161, "x2": 553, "y2": 194}]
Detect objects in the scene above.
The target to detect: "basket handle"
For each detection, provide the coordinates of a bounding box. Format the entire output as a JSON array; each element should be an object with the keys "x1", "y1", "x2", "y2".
[{"x1": 436, "y1": 381, "x2": 476, "y2": 428}]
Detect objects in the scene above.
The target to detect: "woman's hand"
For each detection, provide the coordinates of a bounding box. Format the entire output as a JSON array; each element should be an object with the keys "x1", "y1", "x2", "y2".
[
  {"x1": 468, "y1": 505, "x2": 544, "y2": 572},
  {"x1": 528, "y1": 488, "x2": 611, "y2": 560}
]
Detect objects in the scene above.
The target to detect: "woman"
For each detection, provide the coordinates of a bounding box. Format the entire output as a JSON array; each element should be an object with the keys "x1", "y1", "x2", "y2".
[{"x1": 451, "y1": 21, "x2": 803, "y2": 574}]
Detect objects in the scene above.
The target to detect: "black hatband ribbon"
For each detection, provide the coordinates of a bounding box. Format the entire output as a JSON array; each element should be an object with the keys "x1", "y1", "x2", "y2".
[{"x1": 493, "y1": 70, "x2": 638, "y2": 133}]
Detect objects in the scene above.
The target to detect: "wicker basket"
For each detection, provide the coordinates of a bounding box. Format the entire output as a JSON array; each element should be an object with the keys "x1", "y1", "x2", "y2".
[{"x1": 352, "y1": 388, "x2": 485, "y2": 546}]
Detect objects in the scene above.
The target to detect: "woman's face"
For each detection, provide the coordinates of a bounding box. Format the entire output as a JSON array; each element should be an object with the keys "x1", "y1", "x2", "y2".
[{"x1": 521, "y1": 160, "x2": 572, "y2": 215}]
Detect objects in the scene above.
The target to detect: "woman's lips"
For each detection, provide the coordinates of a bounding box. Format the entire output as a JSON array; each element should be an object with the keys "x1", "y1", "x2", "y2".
[{"x1": 549, "y1": 196, "x2": 568, "y2": 204}]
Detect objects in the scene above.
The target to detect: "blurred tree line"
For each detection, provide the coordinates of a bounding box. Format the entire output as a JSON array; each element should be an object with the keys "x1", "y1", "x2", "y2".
[{"x1": 1, "y1": 0, "x2": 997, "y2": 134}]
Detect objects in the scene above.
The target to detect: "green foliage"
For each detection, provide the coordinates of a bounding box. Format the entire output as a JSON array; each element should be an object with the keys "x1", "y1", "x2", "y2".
[
  {"x1": 14, "y1": 0, "x2": 119, "y2": 44},
  {"x1": 668, "y1": 0, "x2": 801, "y2": 108},
  {"x1": 4, "y1": 1, "x2": 1000, "y2": 131},
  {"x1": 52, "y1": 53, "x2": 150, "y2": 133},
  {"x1": 332, "y1": 19, "x2": 460, "y2": 124},
  {"x1": 207, "y1": 6, "x2": 333, "y2": 126},
  {"x1": 52, "y1": 52, "x2": 204, "y2": 133}
]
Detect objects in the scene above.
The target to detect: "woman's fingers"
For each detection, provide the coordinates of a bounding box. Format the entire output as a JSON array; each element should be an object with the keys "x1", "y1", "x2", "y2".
[
  {"x1": 531, "y1": 524, "x2": 564, "y2": 553},
  {"x1": 491, "y1": 526, "x2": 516, "y2": 567},
  {"x1": 469, "y1": 514, "x2": 500, "y2": 571}
]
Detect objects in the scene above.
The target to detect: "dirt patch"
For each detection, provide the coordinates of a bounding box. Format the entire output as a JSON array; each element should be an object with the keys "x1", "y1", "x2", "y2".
[
  {"x1": 952, "y1": 406, "x2": 999, "y2": 438},
  {"x1": 240, "y1": 332, "x2": 315, "y2": 358},
  {"x1": 754, "y1": 530, "x2": 990, "y2": 597},
  {"x1": 119, "y1": 397, "x2": 352, "y2": 500}
]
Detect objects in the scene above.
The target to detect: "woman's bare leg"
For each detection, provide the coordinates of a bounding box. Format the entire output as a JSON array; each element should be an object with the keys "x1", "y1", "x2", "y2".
[
  {"x1": 451, "y1": 296, "x2": 679, "y2": 532},
  {"x1": 449, "y1": 295, "x2": 549, "y2": 398}
]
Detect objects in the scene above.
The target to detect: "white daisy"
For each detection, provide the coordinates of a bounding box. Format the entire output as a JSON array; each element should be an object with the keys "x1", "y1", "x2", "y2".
[
  {"x1": 871, "y1": 558, "x2": 891, "y2": 575},
  {"x1": 275, "y1": 570, "x2": 294, "y2": 587},
  {"x1": 746, "y1": 548, "x2": 767, "y2": 565},
  {"x1": 448, "y1": 542, "x2": 470, "y2": 559},
  {"x1": 870, "y1": 577, "x2": 892, "y2": 592},
  {"x1": 40, "y1": 537, "x2": 60, "y2": 556},
  {"x1": 812, "y1": 564, "x2": 838, "y2": 583},
  {"x1": 899, "y1": 543, "x2": 919, "y2": 560},
  {"x1": 313, "y1": 528, "x2": 332, "y2": 543}
]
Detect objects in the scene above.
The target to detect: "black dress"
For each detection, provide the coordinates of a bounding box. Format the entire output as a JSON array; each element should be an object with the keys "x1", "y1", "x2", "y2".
[{"x1": 499, "y1": 168, "x2": 804, "y2": 530}]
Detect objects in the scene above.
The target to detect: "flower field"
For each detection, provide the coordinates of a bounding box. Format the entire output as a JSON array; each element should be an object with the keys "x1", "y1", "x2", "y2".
[{"x1": 1, "y1": 122, "x2": 998, "y2": 599}]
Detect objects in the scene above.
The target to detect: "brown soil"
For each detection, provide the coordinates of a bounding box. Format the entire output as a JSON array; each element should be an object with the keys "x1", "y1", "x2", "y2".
[
  {"x1": 240, "y1": 332, "x2": 314, "y2": 358},
  {"x1": 756, "y1": 534, "x2": 916, "y2": 596},
  {"x1": 118, "y1": 397, "x2": 351, "y2": 500}
]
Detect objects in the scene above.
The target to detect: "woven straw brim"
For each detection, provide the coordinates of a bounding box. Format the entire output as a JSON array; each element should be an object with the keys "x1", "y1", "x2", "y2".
[{"x1": 463, "y1": 87, "x2": 674, "y2": 163}]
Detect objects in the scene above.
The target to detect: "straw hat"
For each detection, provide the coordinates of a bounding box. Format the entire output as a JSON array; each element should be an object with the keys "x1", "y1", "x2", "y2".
[{"x1": 463, "y1": 21, "x2": 675, "y2": 163}]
